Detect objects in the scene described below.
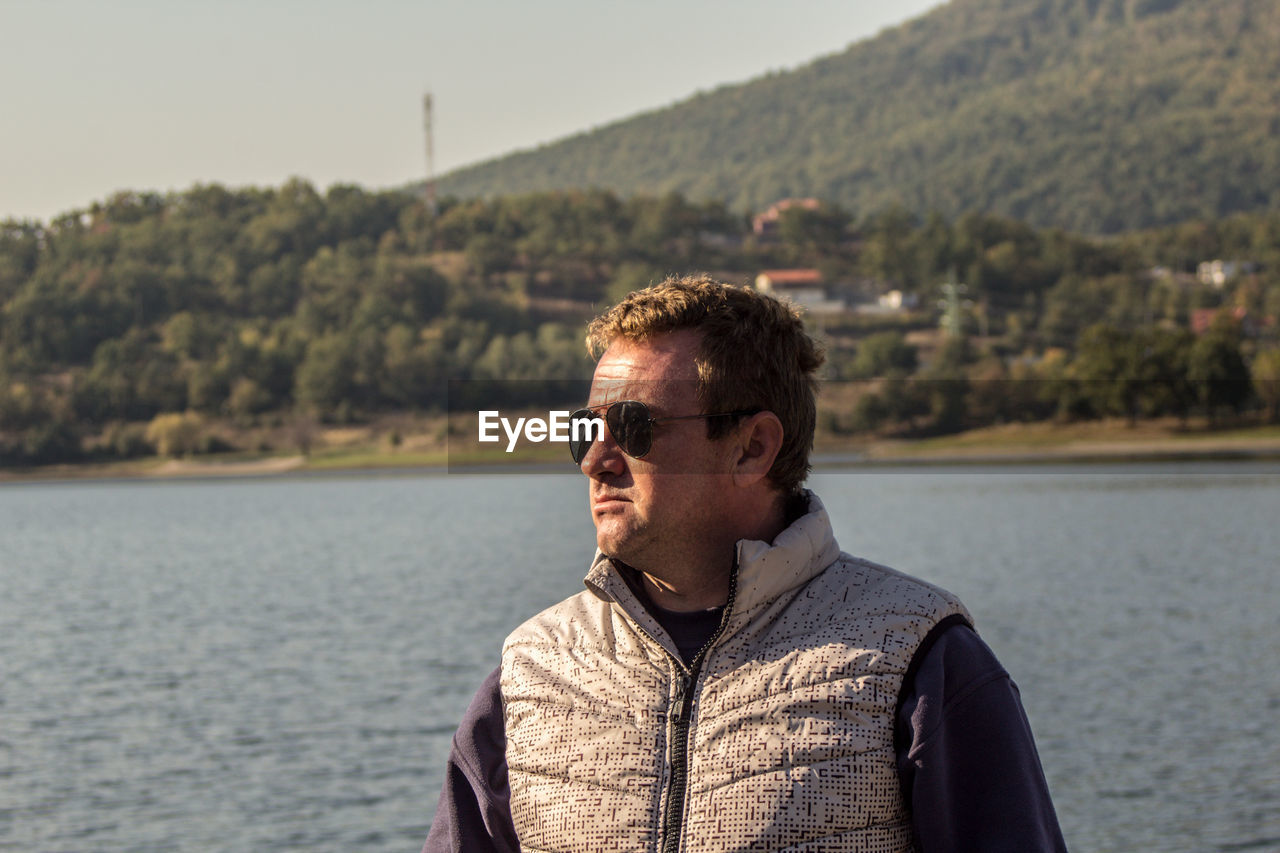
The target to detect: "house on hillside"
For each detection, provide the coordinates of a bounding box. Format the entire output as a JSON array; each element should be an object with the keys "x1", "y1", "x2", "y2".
[
  {"x1": 878, "y1": 289, "x2": 919, "y2": 310},
  {"x1": 752, "y1": 198, "x2": 822, "y2": 240},
  {"x1": 852, "y1": 288, "x2": 920, "y2": 316},
  {"x1": 754, "y1": 269, "x2": 847, "y2": 316},
  {"x1": 1196, "y1": 259, "x2": 1256, "y2": 289},
  {"x1": 1190, "y1": 306, "x2": 1272, "y2": 337},
  {"x1": 849, "y1": 286, "x2": 921, "y2": 313}
]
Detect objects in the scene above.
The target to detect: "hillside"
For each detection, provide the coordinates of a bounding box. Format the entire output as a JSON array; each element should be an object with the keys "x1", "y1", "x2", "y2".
[
  {"x1": 3, "y1": 179, "x2": 1277, "y2": 469},
  {"x1": 435, "y1": 0, "x2": 1280, "y2": 233}
]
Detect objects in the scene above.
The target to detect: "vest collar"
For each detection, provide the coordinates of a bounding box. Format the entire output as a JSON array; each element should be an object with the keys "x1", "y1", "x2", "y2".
[
  {"x1": 583, "y1": 490, "x2": 841, "y2": 638},
  {"x1": 732, "y1": 490, "x2": 842, "y2": 617}
]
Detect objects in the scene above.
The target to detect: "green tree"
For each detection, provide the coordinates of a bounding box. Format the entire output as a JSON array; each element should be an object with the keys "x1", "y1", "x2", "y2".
[
  {"x1": 14, "y1": 418, "x2": 82, "y2": 466},
  {"x1": 1134, "y1": 328, "x2": 1195, "y2": 420},
  {"x1": 145, "y1": 411, "x2": 204, "y2": 458},
  {"x1": 604, "y1": 262, "x2": 662, "y2": 307},
  {"x1": 1070, "y1": 324, "x2": 1146, "y2": 422},
  {"x1": 380, "y1": 324, "x2": 446, "y2": 408},
  {"x1": 1251, "y1": 348, "x2": 1280, "y2": 423},
  {"x1": 778, "y1": 203, "x2": 850, "y2": 254},
  {"x1": 859, "y1": 205, "x2": 918, "y2": 287},
  {"x1": 0, "y1": 221, "x2": 42, "y2": 304},
  {"x1": 1188, "y1": 324, "x2": 1251, "y2": 422},
  {"x1": 465, "y1": 232, "x2": 515, "y2": 277},
  {"x1": 295, "y1": 333, "x2": 357, "y2": 416},
  {"x1": 845, "y1": 332, "x2": 918, "y2": 379},
  {"x1": 848, "y1": 390, "x2": 891, "y2": 433},
  {"x1": 240, "y1": 177, "x2": 325, "y2": 261},
  {"x1": 226, "y1": 378, "x2": 273, "y2": 421}
]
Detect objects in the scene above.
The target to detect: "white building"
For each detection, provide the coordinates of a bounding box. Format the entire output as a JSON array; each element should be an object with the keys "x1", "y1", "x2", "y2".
[{"x1": 754, "y1": 269, "x2": 847, "y2": 316}]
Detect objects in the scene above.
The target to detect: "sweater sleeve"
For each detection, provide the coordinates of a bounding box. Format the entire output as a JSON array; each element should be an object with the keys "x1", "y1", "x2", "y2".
[
  {"x1": 896, "y1": 622, "x2": 1068, "y2": 853},
  {"x1": 422, "y1": 667, "x2": 520, "y2": 853}
]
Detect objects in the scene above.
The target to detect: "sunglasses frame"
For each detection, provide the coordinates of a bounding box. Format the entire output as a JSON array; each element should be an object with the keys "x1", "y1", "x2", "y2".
[{"x1": 568, "y1": 399, "x2": 759, "y2": 464}]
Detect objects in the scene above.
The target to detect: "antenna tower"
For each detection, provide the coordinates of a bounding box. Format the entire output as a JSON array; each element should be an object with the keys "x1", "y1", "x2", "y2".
[{"x1": 422, "y1": 92, "x2": 437, "y2": 215}]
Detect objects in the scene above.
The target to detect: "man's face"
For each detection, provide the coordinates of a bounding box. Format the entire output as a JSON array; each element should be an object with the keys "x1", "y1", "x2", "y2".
[{"x1": 579, "y1": 330, "x2": 740, "y2": 573}]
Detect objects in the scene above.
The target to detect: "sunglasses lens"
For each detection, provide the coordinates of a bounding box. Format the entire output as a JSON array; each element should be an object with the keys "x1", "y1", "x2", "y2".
[
  {"x1": 570, "y1": 401, "x2": 655, "y2": 464},
  {"x1": 568, "y1": 409, "x2": 595, "y2": 464},
  {"x1": 608, "y1": 401, "x2": 652, "y2": 459}
]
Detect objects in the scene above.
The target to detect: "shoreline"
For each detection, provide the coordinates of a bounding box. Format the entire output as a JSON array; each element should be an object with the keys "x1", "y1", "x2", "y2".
[
  {"x1": 834, "y1": 424, "x2": 1280, "y2": 468},
  {"x1": 5, "y1": 422, "x2": 1280, "y2": 484}
]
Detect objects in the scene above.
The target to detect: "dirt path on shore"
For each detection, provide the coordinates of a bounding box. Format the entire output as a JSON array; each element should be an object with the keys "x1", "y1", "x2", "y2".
[{"x1": 148, "y1": 455, "x2": 307, "y2": 477}]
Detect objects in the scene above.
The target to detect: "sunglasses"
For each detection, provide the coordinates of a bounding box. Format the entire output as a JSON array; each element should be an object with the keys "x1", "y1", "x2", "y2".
[{"x1": 569, "y1": 400, "x2": 758, "y2": 464}]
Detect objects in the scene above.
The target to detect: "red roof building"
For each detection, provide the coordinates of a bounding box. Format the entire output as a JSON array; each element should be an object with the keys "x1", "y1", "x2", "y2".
[
  {"x1": 752, "y1": 198, "x2": 823, "y2": 238},
  {"x1": 754, "y1": 269, "x2": 846, "y2": 317}
]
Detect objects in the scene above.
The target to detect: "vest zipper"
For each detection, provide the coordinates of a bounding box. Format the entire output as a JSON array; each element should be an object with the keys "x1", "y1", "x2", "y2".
[
  {"x1": 658, "y1": 558, "x2": 739, "y2": 853},
  {"x1": 660, "y1": 673, "x2": 695, "y2": 853}
]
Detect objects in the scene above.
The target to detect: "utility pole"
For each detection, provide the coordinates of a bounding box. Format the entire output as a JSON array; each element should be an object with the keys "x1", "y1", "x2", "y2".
[
  {"x1": 938, "y1": 266, "x2": 971, "y2": 338},
  {"x1": 422, "y1": 92, "x2": 437, "y2": 216}
]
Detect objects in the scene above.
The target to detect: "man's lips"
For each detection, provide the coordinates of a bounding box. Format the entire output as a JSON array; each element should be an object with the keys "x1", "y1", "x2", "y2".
[{"x1": 592, "y1": 493, "x2": 630, "y2": 511}]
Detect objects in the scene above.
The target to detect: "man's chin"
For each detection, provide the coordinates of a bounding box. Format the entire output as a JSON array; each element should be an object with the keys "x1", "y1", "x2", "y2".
[
  {"x1": 595, "y1": 521, "x2": 641, "y2": 563},
  {"x1": 596, "y1": 533, "x2": 626, "y2": 559}
]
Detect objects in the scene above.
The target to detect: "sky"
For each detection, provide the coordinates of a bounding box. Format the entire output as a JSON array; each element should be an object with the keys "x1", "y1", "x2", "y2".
[{"x1": 1, "y1": 0, "x2": 943, "y2": 224}]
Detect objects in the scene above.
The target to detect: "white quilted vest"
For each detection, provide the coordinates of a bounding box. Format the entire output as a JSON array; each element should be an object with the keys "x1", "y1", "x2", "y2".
[{"x1": 501, "y1": 493, "x2": 971, "y2": 853}]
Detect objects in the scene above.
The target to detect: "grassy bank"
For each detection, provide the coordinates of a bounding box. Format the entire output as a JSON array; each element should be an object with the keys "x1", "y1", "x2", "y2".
[
  {"x1": 4, "y1": 417, "x2": 1280, "y2": 484},
  {"x1": 844, "y1": 419, "x2": 1280, "y2": 464}
]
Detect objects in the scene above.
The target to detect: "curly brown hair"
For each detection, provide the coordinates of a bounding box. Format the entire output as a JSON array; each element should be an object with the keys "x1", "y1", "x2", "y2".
[{"x1": 586, "y1": 274, "x2": 824, "y2": 494}]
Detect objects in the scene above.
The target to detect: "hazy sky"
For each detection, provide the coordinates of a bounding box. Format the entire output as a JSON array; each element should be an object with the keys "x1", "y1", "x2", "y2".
[{"x1": 1, "y1": 0, "x2": 942, "y2": 223}]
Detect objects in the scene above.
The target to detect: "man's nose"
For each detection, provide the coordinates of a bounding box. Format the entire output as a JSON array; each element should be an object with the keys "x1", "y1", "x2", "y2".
[{"x1": 580, "y1": 422, "x2": 625, "y2": 478}]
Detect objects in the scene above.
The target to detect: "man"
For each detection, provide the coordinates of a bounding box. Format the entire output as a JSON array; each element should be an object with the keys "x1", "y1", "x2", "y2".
[{"x1": 424, "y1": 276, "x2": 1066, "y2": 852}]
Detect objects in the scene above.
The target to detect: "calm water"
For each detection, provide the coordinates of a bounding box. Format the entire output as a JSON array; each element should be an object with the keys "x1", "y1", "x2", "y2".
[{"x1": 1, "y1": 463, "x2": 1278, "y2": 852}]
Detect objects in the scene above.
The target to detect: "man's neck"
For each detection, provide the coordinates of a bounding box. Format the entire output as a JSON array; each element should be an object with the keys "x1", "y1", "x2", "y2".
[
  {"x1": 636, "y1": 491, "x2": 797, "y2": 612},
  {"x1": 640, "y1": 562, "x2": 733, "y2": 612}
]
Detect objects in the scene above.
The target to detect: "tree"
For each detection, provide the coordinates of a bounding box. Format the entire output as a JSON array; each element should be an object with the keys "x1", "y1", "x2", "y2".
[
  {"x1": 965, "y1": 358, "x2": 1019, "y2": 426},
  {"x1": 848, "y1": 390, "x2": 891, "y2": 433},
  {"x1": 1187, "y1": 324, "x2": 1251, "y2": 422},
  {"x1": 226, "y1": 378, "x2": 273, "y2": 421},
  {"x1": 0, "y1": 221, "x2": 42, "y2": 305},
  {"x1": 777, "y1": 203, "x2": 850, "y2": 254},
  {"x1": 146, "y1": 412, "x2": 204, "y2": 458},
  {"x1": 380, "y1": 324, "x2": 446, "y2": 408},
  {"x1": 295, "y1": 333, "x2": 357, "y2": 417},
  {"x1": 1067, "y1": 324, "x2": 1194, "y2": 424},
  {"x1": 1134, "y1": 328, "x2": 1195, "y2": 420},
  {"x1": 859, "y1": 205, "x2": 918, "y2": 287},
  {"x1": 14, "y1": 418, "x2": 82, "y2": 466},
  {"x1": 845, "y1": 332, "x2": 918, "y2": 379},
  {"x1": 604, "y1": 262, "x2": 662, "y2": 306},
  {"x1": 465, "y1": 232, "x2": 515, "y2": 277},
  {"x1": 917, "y1": 357, "x2": 970, "y2": 435},
  {"x1": 1251, "y1": 348, "x2": 1280, "y2": 423},
  {"x1": 879, "y1": 376, "x2": 930, "y2": 432},
  {"x1": 241, "y1": 177, "x2": 325, "y2": 261},
  {"x1": 1070, "y1": 324, "x2": 1144, "y2": 422}
]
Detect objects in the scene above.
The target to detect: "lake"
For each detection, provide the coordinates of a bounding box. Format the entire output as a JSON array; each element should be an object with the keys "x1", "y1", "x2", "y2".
[{"x1": 2, "y1": 462, "x2": 1278, "y2": 852}]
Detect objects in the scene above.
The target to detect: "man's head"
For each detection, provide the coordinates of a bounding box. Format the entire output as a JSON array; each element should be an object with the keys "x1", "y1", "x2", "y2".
[
  {"x1": 577, "y1": 276, "x2": 824, "y2": 593},
  {"x1": 585, "y1": 275, "x2": 824, "y2": 495}
]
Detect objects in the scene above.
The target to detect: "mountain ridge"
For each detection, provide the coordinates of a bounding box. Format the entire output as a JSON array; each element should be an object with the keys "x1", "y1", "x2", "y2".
[{"x1": 435, "y1": 0, "x2": 1280, "y2": 233}]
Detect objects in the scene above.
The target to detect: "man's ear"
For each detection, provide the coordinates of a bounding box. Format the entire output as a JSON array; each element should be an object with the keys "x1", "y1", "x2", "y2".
[{"x1": 731, "y1": 411, "x2": 784, "y2": 488}]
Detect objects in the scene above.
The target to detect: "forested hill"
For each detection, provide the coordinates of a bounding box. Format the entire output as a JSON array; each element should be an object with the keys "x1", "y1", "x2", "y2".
[{"x1": 436, "y1": 0, "x2": 1280, "y2": 234}]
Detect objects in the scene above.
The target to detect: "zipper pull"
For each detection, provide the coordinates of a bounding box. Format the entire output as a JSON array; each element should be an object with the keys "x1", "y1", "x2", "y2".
[{"x1": 676, "y1": 674, "x2": 695, "y2": 723}]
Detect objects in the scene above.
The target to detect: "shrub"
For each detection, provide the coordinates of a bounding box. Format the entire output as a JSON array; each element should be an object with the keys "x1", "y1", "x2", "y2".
[{"x1": 145, "y1": 412, "x2": 204, "y2": 458}]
